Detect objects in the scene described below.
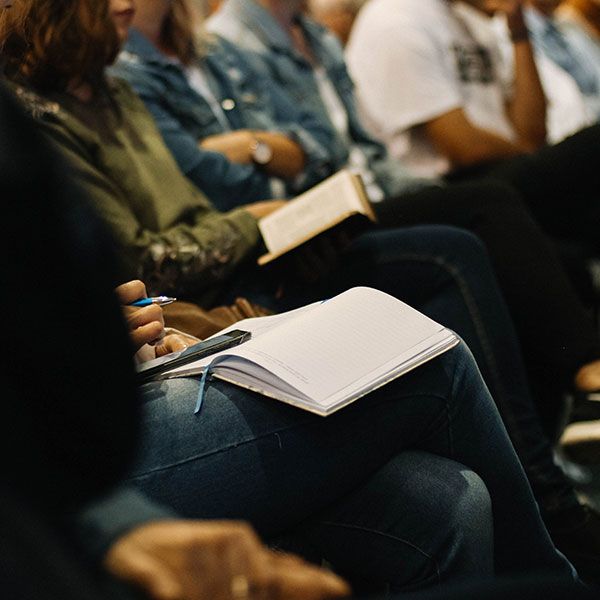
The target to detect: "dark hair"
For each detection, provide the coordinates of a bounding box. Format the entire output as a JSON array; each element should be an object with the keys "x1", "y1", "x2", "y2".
[{"x1": 0, "y1": 0, "x2": 120, "y2": 91}]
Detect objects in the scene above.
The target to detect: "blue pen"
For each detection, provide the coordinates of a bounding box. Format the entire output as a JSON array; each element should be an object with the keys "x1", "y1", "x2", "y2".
[{"x1": 130, "y1": 296, "x2": 176, "y2": 307}]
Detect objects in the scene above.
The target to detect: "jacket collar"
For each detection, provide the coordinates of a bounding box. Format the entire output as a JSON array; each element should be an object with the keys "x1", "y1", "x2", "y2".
[
  {"x1": 221, "y1": 0, "x2": 329, "y2": 64},
  {"x1": 121, "y1": 27, "x2": 175, "y2": 67}
]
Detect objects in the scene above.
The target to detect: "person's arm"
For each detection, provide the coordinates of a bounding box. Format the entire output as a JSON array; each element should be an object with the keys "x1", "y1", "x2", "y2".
[
  {"x1": 424, "y1": 107, "x2": 530, "y2": 167},
  {"x1": 200, "y1": 129, "x2": 306, "y2": 178},
  {"x1": 39, "y1": 122, "x2": 267, "y2": 298},
  {"x1": 495, "y1": 0, "x2": 547, "y2": 148},
  {"x1": 109, "y1": 71, "x2": 277, "y2": 210},
  {"x1": 213, "y1": 40, "x2": 336, "y2": 191}
]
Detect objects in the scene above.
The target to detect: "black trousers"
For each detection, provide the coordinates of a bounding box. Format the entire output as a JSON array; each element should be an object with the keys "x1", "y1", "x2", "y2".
[
  {"x1": 375, "y1": 178, "x2": 600, "y2": 433},
  {"x1": 450, "y1": 123, "x2": 600, "y2": 251}
]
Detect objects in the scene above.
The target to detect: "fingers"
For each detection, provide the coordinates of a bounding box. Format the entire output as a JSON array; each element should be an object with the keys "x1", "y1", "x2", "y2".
[
  {"x1": 115, "y1": 280, "x2": 148, "y2": 305},
  {"x1": 244, "y1": 200, "x2": 286, "y2": 219},
  {"x1": 155, "y1": 333, "x2": 196, "y2": 357},
  {"x1": 127, "y1": 304, "x2": 165, "y2": 350},
  {"x1": 265, "y1": 552, "x2": 351, "y2": 600},
  {"x1": 104, "y1": 519, "x2": 350, "y2": 600}
]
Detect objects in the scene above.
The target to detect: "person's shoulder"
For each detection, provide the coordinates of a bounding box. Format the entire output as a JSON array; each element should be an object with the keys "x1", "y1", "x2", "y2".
[
  {"x1": 356, "y1": 0, "x2": 446, "y2": 35},
  {"x1": 107, "y1": 76, "x2": 150, "y2": 110},
  {"x1": 207, "y1": 6, "x2": 267, "y2": 54},
  {"x1": 10, "y1": 85, "x2": 61, "y2": 122},
  {"x1": 365, "y1": 0, "x2": 445, "y2": 17}
]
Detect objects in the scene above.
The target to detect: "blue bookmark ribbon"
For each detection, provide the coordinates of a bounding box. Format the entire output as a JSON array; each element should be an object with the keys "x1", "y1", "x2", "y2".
[{"x1": 195, "y1": 359, "x2": 216, "y2": 415}]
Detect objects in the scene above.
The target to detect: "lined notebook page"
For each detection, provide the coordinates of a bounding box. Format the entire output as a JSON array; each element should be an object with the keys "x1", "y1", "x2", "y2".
[
  {"x1": 228, "y1": 287, "x2": 447, "y2": 403},
  {"x1": 259, "y1": 170, "x2": 366, "y2": 254}
]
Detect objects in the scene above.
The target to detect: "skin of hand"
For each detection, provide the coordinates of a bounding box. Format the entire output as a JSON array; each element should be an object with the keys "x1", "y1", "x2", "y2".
[
  {"x1": 200, "y1": 130, "x2": 257, "y2": 165},
  {"x1": 104, "y1": 520, "x2": 351, "y2": 600},
  {"x1": 116, "y1": 281, "x2": 203, "y2": 361},
  {"x1": 116, "y1": 280, "x2": 166, "y2": 352},
  {"x1": 243, "y1": 199, "x2": 287, "y2": 220},
  {"x1": 154, "y1": 330, "x2": 201, "y2": 357}
]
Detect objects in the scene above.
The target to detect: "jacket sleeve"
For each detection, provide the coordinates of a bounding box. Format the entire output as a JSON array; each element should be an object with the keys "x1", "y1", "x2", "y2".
[
  {"x1": 111, "y1": 64, "x2": 276, "y2": 209},
  {"x1": 71, "y1": 486, "x2": 178, "y2": 562},
  {"x1": 40, "y1": 121, "x2": 261, "y2": 298}
]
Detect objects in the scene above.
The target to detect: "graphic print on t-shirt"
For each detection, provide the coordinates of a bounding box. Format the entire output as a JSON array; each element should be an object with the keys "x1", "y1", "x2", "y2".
[{"x1": 453, "y1": 43, "x2": 495, "y2": 84}]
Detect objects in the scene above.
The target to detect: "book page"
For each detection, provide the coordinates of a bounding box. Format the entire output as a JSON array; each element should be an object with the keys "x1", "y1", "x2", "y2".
[
  {"x1": 258, "y1": 170, "x2": 369, "y2": 256},
  {"x1": 221, "y1": 287, "x2": 450, "y2": 405},
  {"x1": 162, "y1": 301, "x2": 322, "y2": 377}
]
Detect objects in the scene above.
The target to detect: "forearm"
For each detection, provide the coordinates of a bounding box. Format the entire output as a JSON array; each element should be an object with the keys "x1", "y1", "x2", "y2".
[
  {"x1": 200, "y1": 130, "x2": 306, "y2": 179},
  {"x1": 132, "y1": 207, "x2": 260, "y2": 298},
  {"x1": 425, "y1": 109, "x2": 529, "y2": 168},
  {"x1": 506, "y1": 15, "x2": 547, "y2": 148}
]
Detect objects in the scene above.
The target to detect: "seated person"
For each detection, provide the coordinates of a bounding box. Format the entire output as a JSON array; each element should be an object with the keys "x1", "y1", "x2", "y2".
[
  {"x1": 206, "y1": 0, "x2": 600, "y2": 404},
  {"x1": 0, "y1": 75, "x2": 348, "y2": 600},
  {"x1": 345, "y1": 0, "x2": 600, "y2": 254},
  {"x1": 3, "y1": 0, "x2": 600, "y2": 581},
  {"x1": 113, "y1": 0, "x2": 337, "y2": 208}
]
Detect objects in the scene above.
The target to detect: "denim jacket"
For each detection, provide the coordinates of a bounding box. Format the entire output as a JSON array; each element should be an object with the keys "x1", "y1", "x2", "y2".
[
  {"x1": 209, "y1": 0, "x2": 436, "y2": 197},
  {"x1": 110, "y1": 29, "x2": 334, "y2": 211}
]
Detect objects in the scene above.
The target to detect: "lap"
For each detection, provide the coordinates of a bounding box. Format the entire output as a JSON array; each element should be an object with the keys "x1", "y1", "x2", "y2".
[{"x1": 128, "y1": 343, "x2": 470, "y2": 536}]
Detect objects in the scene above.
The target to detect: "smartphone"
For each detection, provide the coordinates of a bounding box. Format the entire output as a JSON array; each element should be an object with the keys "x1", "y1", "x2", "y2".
[{"x1": 136, "y1": 329, "x2": 251, "y2": 384}]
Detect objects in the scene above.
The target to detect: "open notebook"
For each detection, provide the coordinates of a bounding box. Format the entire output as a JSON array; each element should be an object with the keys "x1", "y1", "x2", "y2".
[{"x1": 161, "y1": 287, "x2": 459, "y2": 416}]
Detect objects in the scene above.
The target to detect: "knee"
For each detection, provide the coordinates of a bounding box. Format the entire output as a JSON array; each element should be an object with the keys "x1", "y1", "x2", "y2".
[
  {"x1": 384, "y1": 452, "x2": 494, "y2": 586},
  {"x1": 414, "y1": 226, "x2": 492, "y2": 274},
  {"x1": 422, "y1": 460, "x2": 494, "y2": 583},
  {"x1": 446, "y1": 468, "x2": 493, "y2": 548}
]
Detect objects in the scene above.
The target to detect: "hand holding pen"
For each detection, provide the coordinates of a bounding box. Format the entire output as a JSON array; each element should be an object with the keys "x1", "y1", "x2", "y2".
[{"x1": 116, "y1": 281, "x2": 168, "y2": 352}]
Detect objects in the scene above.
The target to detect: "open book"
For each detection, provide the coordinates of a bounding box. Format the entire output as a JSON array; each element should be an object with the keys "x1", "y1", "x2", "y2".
[
  {"x1": 161, "y1": 287, "x2": 459, "y2": 416},
  {"x1": 258, "y1": 169, "x2": 376, "y2": 266}
]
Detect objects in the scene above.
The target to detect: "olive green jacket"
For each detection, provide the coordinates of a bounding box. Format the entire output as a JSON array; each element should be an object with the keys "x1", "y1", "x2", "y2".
[{"x1": 14, "y1": 79, "x2": 261, "y2": 305}]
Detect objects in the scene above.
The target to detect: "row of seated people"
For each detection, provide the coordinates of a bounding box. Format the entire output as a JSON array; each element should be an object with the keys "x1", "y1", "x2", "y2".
[
  {"x1": 311, "y1": 0, "x2": 600, "y2": 140},
  {"x1": 1, "y1": 0, "x2": 600, "y2": 596},
  {"x1": 1, "y1": 78, "x2": 597, "y2": 600}
]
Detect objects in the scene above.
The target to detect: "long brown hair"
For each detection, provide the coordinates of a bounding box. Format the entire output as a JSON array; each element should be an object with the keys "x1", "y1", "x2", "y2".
[
  {"x1": 0, "y1": 0, "x2": 120, "y2": 92},
  {"x1": 160, "y1": 0, "x2": 205, "y2": 65}
]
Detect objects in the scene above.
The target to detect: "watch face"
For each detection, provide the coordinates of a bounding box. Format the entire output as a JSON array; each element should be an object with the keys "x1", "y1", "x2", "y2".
[{"x1": 252, "y1": 140, "x2": 273, "y2": 165}]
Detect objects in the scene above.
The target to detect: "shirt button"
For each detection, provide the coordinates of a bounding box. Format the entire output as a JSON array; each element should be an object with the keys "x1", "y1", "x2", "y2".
[{"x1": 221, "y1": 98, "x2": 236, "y2": 111}]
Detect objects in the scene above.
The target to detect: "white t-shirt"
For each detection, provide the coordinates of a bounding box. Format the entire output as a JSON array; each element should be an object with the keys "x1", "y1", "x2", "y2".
[{"x1": 346, "y1": 0, "x2": 516, "y2": 177}]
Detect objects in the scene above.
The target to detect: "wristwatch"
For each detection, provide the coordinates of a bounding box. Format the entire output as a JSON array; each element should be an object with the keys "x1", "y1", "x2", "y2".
[{"x1": 250, "y1": 137, "x2": 273, "y2": 166}]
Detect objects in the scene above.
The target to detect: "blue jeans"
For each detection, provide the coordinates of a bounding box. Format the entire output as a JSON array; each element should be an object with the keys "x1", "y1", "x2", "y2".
[
  {"x1": 130, "y1": 342, "x2": 574, "y2": 591},
  {"x1": 223, "y1": 225, "x2": 576, "y2": 516}
]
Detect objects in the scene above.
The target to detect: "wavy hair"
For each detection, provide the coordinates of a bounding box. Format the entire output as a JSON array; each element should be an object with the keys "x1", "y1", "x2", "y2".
[{"x1": 0, "y1": 0, "x2": 119, "y2": 91}]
